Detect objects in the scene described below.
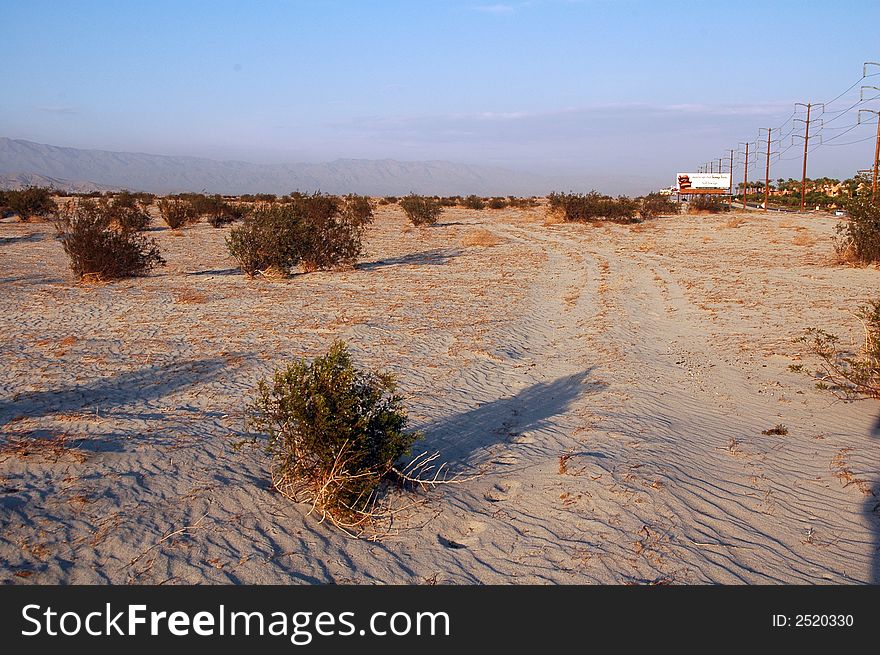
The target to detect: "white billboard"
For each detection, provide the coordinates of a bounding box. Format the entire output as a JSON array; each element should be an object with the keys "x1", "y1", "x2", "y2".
[{"x1": 675, "y1": 173, "x2": 731, "y2": 192}]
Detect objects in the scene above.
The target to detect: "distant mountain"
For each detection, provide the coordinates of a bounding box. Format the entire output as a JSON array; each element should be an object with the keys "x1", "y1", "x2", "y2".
[
  {"x1": 0, "y1": 171, "x2": 116, "y2": 193},
  {"x1": 0, "y1": 138, "x2": 569, "y2": 196}
]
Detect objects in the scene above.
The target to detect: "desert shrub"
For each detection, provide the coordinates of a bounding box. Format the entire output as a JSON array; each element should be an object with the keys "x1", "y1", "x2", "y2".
[
  {"x1": 507, "y1": 196, "x2": 539, "y2": 209},
  {"x1": 462, "y1": 195, "x2": 485, "y2": 210},
  {"x1": 59, "y1": 200, "x2": 165, "y2": 280},
  {"x1": 248, "y1": 340, "x2": 421, "y2": 529},
  {"x1": 208, "y1": 200, "x2": 249, "y2": 227},
  {"x1": 382, "y1": 196, "x2": 398, "y2": 204},
  {"x1": 689, "y1": 195, "x2": 727, "y2": 213},
  {"x1": 157, "y1": 196, "x2": 199, "y2": 229},
  {"x1": 255, "y1": 193, "x2": 277, "y2": 203},
  {"x1": 800, "y1": 299, "x2": 880, "y2": 398},
  {"x1": 226, "y1": 193, "x2": 373, "y2": 276},
  {"x1": 239, "y1": 194, "x2": 256, "y2": 203},
  {"x1": 548, "y1": 191, "x2": 639, "y2": 224},
  {"x1": 4, "y1": 186, "x2": 57, "y2": 221},
  {"x1": 293, "y1": 193, "x2": 373, "y2": 272},
  {"x1": 487, "y1": 197, "x2": 508, "y2": 209},
  {"x1": 399, "y1": 193, "x2": 442, "y2": 226},
  {"x1": 100, "y1": 192, "x2": 152, "y2": 231},
  {"x1": 226, "y1": 206, "x2": 301, "y2": 277},
  {"x1": 834, "y1": 195, "x2": 880, "y2": 264},
  {"x1": 639, "y1": 193, "x2": 678, "y2": 220},
  {"x1": 438, "y1": 196, "x2": 459, "y2": 207}
]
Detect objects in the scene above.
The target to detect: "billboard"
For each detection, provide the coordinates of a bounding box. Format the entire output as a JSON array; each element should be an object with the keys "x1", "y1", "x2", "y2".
[{"x1": 675, "y1": 173, "x2": 731, "y2": 193}]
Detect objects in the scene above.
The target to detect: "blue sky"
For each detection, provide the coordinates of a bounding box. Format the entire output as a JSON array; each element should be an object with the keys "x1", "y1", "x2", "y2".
[{"x1": 3, "y1": 0, "x2": 879, "y2": 190}]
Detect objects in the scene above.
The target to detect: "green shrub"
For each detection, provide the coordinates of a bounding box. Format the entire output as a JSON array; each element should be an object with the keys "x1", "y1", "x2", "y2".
[
  {"x1": 226, "y1": 193, "x2": 373, "y2": 277},
  {"x1": 157, "y1": 197, "x2": 199, "y2": 229},
  {"x1": 639, "y1": 193, "x2": 678, "y2": 220},
  {"x1": 226, "y1": 206, "x2": 301, "y2": 277},
  {"x1": 399, "y1": 194, "x2": 442, "y2": 226},
  {"x1": 4, "y1": 186, "x2": 57, "y2": 221},
  {"x1": 59, "y1": 200, "x2": 165, "y2": 280},
  {"x1": 835, "y1": 195, "x2": 880, "y2": 264},
  {"x1": 293, "y1": 193, "x2": 373, "y2": 272},
  {"x1": 548, "y1": 191, "x2": 639, "y2": 224},
  {"x1": 248, "y1": 341, "x2": 421, "y2": 529}
]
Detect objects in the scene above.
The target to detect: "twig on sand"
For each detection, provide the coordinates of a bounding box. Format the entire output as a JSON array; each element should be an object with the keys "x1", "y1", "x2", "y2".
[{"x1": 126, "y1": 508, "x2": 212, "y2": 569}]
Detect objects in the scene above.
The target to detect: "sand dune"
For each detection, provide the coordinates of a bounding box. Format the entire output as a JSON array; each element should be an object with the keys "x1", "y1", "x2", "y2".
[{"x1": 0, "y1": 206, "x2": 877, "y2": 584}]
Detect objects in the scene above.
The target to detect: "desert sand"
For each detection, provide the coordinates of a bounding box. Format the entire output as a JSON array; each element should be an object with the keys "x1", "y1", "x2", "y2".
[{"x1": 0, "y1": 204, "x2": 877, "y2": 584}]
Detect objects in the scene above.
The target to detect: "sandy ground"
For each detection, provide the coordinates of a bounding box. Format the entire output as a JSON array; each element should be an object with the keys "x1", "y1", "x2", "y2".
[{"x1": 0, "y1": 205, "x2": 878, "y2": 584}]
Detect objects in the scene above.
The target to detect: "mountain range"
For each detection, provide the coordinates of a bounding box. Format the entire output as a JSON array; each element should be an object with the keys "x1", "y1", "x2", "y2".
[{"x1": 0, "y1": 137, "x2": 581, "y2": 196}]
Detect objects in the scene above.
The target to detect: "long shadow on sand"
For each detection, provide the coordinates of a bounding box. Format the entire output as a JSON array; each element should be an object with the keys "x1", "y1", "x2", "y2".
[
  {"x1": 868, "y1": 411, "x2": 880, "y2": 583},
  {"x1": 417, "y1": 369, "x2": 605, "y2": 464},
  {"x1": 357, "y1": 249, "x2": 461, "y2": 271},
  {"x1": 0, "y1": 356, "x2": 232, "y2": 428}
]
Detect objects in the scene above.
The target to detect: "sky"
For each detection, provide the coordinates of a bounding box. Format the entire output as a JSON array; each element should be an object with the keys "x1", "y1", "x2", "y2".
[{"x1": 3, "y1": 0, "x2": 880, "y2": 191}]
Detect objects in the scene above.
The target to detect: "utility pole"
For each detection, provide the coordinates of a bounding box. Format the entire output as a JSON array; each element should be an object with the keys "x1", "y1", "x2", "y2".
[
  {"x1": 758, "y1": 127, "x2": 772, "y2": 211},
  {"x1": 709, "y1": 161, "x2": 714, "y2": 174},
  {"x1": 858, "y1": 107, "x2": 880, "y2": 202},
  {"x1": 793, "y1": 102, "x2": 824, "y2": 212},
  {"x1": 727, "y1": 149, "x2": 735, "y2": 209},
  {"x1": 738, "y1": 142, "x2": 751, "y2": 210}
]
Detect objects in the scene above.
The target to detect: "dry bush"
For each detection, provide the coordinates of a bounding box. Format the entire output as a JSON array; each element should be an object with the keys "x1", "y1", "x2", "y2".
[
  {"x1": 399, "y1": 194, "x2": 442, "y2": 226},
  {"x1": 461, "y1": 229, "x2": 505, "y2": 248},
  {"x1": 547, "y1": 191, "x2": 639, "y2": 224},
  {"x1": 690, "y1": 196, "x2": 728, "y2": 214},
  {"x1": 834, "y1": 195, "x2": 880, "y2": 264},
  {"x1": 295, "y1": 193, "x2": 373, "y2": 271},
  {"x1": 59, "y1": 200, "x2": 165, "y2": 280},
  {"x1": 792, "y1": 234, "x2": 817, "y2": 247},
  {"x1": 725, "y1": 217, "x2": 746, "y2": 228},
  {"x1": 247, "y1": 341, "x2": 423, "y2": 534},
  {"x1": 487, "y1": 197, "x2": 508, "y2": 209},
  {"x1": 462, "y1": 195, "x2": 485, "y2": 210},
  {"x1": 157, "y1": 197, "x2": 199, "y2": 229},
  {"x1": 4, "y1": 186, "x2": 57, "y2": 221},
  {"x1": 800, "y1": 298, "x2": 880, "y2": 398},
  {"x1": 638, "y1": 193, "x2": 678, "y2": 220}
]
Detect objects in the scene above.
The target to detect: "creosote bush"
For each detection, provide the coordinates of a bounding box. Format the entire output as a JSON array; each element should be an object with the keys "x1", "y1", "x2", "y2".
[
  {"x1": 399, "y1": 193, "x2": 442, "y2": 226},
  {"x1": 4, "y1": 186, "x2": 57, "y2": 221},
  {"x1": 487, "y1": 197, "x2": 508, "y2": 209},
  {"x1": 548, "y1": 191, "x2": 639, "y2": 224},
  {"x1": 462, "y1": 195, "x2": 485, "y2": 210},
  {"x1": 639, "y1": 193, "x2": 679, "y2": 220},
  {"x1": 102, "y1": 192, "x2": 152, "y2": 231},
  {"x1": 800, "y1": 299, "x2": 880, "y2": 398},
  {"x1": 248, "y1": 341, "x2": 421, "y2": 530},
  {"x1": 226, "y1": 193, "x2": 373, "y2": 277},
  {"x1": 689, "y1": 195, "x2": 728, "y2": 214},
  {"x1": 834, "y1": 195, "x2": 880, "y2": 264},
  {"x1": 157, "y1": 196, "x2": 199, "y2": 229},
  {"x1": 59, "y1": 199, "x2": 165, "y2": 281}
]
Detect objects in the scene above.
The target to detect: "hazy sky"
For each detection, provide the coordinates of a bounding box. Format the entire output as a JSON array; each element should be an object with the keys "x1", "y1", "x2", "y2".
[{"x1": 4, "y1": 0, "x2": 880, "y2": 189}]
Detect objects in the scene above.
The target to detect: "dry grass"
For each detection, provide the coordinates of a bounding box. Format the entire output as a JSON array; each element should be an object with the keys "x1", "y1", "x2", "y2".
[
  {"x1": 830, "y1": 448, "x2": 874, "y2": 496},
  {"x1": 460, "y1": 229, "x2": 505, "y2": 248},
  {"x1": 725, "y1": 217, "x2": 746, "y2": 228},
  {"x1": 173, "y1": 289, "x2": 209, "y2": 304},
  {"x1": 792, "y1": 234, "x2": 817, "y2": 247}
]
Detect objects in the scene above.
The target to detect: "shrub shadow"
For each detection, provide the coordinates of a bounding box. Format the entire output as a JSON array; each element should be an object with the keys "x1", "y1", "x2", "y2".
[
  {"x1": 868, "y1": 411, "x2": 880, "y2": 583},
  {"x1": 357, "y1": 249, "x2": 461, "y2": 270},
  {"x1": 0, "y1": 356, "x2": 232, "y2": 428},
  {"x1": 417, "y1": 369, "x2": 604, "y2": 463}
]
